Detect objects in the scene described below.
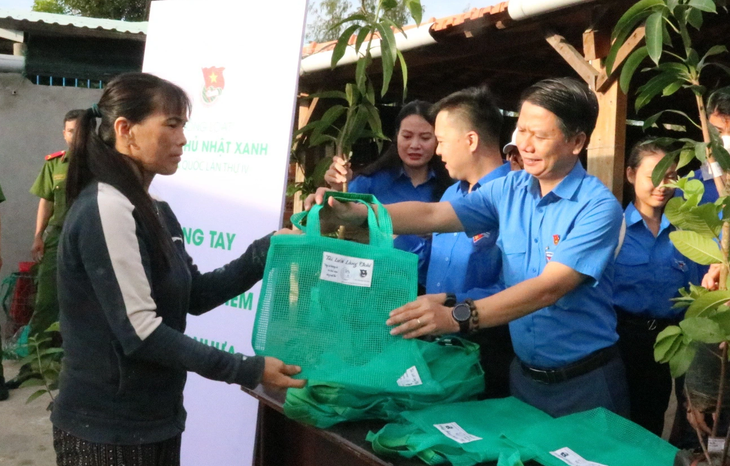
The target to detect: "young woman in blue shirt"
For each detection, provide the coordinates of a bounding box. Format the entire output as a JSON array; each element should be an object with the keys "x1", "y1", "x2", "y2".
[
  {"x1": 325, "y1": 101, "x2": 452, "y2": 290},
  {"x1": 614, "y1": 139, "x2": 701, "y2": 436}
]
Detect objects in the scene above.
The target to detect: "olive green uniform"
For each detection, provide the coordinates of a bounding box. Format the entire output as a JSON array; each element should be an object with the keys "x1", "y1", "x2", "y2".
[{"x1": 29, "y1": 151, "x2": 69, "y2": 338}]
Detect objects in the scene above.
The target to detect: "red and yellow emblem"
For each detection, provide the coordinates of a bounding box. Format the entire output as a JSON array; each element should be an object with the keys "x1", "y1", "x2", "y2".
[
  {"x1": 202, "y1": 66, "x2": 225, "y2": 104},
  {"x1": 553, "y1": 234, "x2": 560, "y2": 246}
]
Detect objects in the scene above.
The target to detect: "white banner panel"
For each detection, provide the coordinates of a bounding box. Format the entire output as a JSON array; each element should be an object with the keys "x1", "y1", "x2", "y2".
[{"x1": 142, "y1": 1, "x2": 307, "y2": 464}]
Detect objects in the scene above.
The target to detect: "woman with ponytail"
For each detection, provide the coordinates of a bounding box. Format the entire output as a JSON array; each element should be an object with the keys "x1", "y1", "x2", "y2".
[{"x1": 51, "y1": 73, "x2": 305, "y2": 465}]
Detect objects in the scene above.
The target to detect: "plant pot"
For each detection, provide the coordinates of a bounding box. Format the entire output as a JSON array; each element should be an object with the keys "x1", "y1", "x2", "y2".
[
  {"x1": 674, "y1": 449, "x2": 730, "y2": 466},
  {"x1": 685, "y1": 343, "x2": 730, "y2": 415}
]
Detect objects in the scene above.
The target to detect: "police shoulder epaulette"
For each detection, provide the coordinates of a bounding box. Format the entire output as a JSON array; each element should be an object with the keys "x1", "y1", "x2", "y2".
[{"x1": 45, "y1": 150, "x2": 66, "y2": 161}]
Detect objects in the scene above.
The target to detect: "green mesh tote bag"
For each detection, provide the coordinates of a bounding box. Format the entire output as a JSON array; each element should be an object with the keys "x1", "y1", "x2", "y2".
[{"x1": 252, "y1": 191, "x2": 419, "y2": 386}]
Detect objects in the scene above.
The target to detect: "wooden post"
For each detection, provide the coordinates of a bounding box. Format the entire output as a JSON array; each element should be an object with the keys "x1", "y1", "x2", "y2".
[{"x1": 587, "y1": 79, "x2": 627, "y2": 201}]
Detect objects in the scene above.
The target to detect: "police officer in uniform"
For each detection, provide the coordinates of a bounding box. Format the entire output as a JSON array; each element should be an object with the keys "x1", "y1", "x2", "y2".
[{"x1": 6, "y1": 109, "x2": 83, "y2": 389}]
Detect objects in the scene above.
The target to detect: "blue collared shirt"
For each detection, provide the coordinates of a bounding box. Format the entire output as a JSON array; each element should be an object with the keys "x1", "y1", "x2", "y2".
[
  {"x1": 613, "y1": 203, "x2": 701, "y2": 319},
  {"x1": 426, "y1": 163, "x2": 511, "y2": 300},
  {"x1": 450, "y1": 162, "x2": 623, "y2": 368},
  {"x1": 349, "y1": 166, "x2": 442, "y2": 286}
]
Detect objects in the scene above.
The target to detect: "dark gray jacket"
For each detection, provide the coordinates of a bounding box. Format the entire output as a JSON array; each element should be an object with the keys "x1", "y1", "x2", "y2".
[{"x1": 51, "y1": 181, "x2": 268, "y2": 445}]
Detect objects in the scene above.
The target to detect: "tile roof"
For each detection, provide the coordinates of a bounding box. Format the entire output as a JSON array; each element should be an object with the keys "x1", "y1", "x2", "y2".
[
  {"x1": 302, "y1": 2, "x2": 510, "y2": 58},
  {"x1": 0, "y1": 8, "x2": 147, "y2": 36}
]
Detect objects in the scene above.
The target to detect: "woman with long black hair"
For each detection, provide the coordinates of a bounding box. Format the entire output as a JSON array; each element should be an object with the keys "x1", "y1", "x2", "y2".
[
  {"x1": 51, "y1": 72, "x2": 304, "y2": 465},
  {"x1": 325, "y1": 100, "x2": 452, "y2": 290}
]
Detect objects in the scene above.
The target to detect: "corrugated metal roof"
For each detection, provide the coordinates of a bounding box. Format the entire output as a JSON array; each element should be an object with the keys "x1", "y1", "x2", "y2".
[{"x1": 0, "y1": 8, "x2": 147, "y2": 36}]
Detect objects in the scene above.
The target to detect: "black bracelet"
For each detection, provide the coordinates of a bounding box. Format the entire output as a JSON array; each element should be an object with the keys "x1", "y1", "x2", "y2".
[{"x1": 465, "y1": 298, "x2": 479, "y2": 334}]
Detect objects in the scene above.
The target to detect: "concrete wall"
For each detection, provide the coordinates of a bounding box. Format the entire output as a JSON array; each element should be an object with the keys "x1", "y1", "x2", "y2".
[{"x1": 0, "y1": 73, "x2": 102, "y2": 282}]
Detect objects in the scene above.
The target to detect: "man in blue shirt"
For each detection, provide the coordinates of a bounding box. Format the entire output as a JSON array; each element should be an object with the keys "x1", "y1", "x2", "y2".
[
  {"x1": 309, "y1": 77, "x2": 628, "y2": 417},
  {"x1": 425, "y1": 86, "x2": 513, "y2": 398}
]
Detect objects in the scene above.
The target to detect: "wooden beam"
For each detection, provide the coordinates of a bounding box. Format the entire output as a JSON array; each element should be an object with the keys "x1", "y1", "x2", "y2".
[
  {"x1": 587, "y1": 78, "x2": 627, "y2": 200},
  {"x1": 544, "y1": 29, "x2": 599, "y2": 88},
  {"x1": 596, "y1": 25, "x2": 646, "y2": 92},
  {"x1": 583, "y1": 29, "x2": 610, "y2": 61}
]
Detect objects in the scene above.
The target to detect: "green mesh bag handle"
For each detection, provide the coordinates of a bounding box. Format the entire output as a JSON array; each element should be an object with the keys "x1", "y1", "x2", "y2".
[{"x1": 291, "y1": 191, "x2": 393, "y2": 249}]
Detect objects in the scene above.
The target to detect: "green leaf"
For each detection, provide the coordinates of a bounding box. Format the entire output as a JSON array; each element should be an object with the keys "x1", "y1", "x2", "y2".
[
  {"x1": 686, "y1": 290, "x2": 730, "y2": 318},
  {"x1": 331, "y1": 24, "x2": 361, "y2": 69},
  {"x1": 669, "y1": 230, "x2": 723, "y2": 265},
  {"x1": 665, "y1": 198, "x2": 722, "y2": 239},
  {"x1": 654, "y1": 325, "x2": 683, "y2": 362},
  {"x1": 345, "y1": 83, "x2": 358, "y2": 107},
  {"x1": 645, "y1": 11, "x2": 664, "y2": 65},
  {"x1": 663, "y1": 80, "x2": 684, "y2": 96},
  {"x1": 636, "y1": 72, "x2": 682, "y2": 111},
  {"x1": 364, "y1": 103, "x2": 385, "y2": 140},
  {"x1": 668, "y1": 343, "x2": 697, "y2": 377},
  {"x1": 328, "y1": 13, "x2": 369, "y2": 33},
  {"x1": 39, "y1": 347, "x2": 64, "y2": 356},
  {"x1": 706, "y1": 62, "x2": 730, "y2": 78},
  {"x1": 406, "y1": 0, "x2": 423, "y2": 26},
  {"x1": 44, "y1": 321, "x2": 60, "y2": 333},
  {"x1": 678, "y1": 148, "x2": 696, "y2": 168},
  {"x1": 380, "y1": 0, "x2": 398, "y2": 10},
  {"x1": 687, "y1": 6, "x2": 704, "y2": 29},
  {"x1": 651, "y1": 151, "x2": 679, "y2": 187},
  {"x1": 606, "y1": 5, "x2": 655, "y2": 73},
  {"x1": 19, "y1": 378, "x2": 46, "y2": 389},
  {"x1": 375, "y1": 24, "x2": 396, "y2": 96},
  {"x1": 396, "y1": 50, "x2": 408, "y2": 99},
  {"x1": 311, "y1": 155, "x2": 334, "y2": 186},
  {"x1": 710, "y1": 309, "x2": 730, "y2": 336},
  {"x1": 25, "y1": 389, "x2": 48, "y2": 405},
  {"x1": 309, "y1": 105, "x2": 346, "y2": 143},
  {"x1": 620, "y1": 47, "x2": 649, "y2": 94},
  {"x1": 680, "y1": 317, "x2": 725, "y2": 343},
  {"x1": 355, "y1": 26, "x2": 371, "y2": 54},
  {"x1": 698, "y1": 45, "x2": 727, "y2": 71},
  {"x1": 710, "y1": 134, "x2": 730, "y2": 171},
  {"x1": 688, "y1": 0, "x2": 717, "y2": 13},
  {"x1": 355, "y1": 54, "x2": 369, "y2": 95},
  {"x1": 695, "y1": 141, "x2": 709, "y2": 163}
]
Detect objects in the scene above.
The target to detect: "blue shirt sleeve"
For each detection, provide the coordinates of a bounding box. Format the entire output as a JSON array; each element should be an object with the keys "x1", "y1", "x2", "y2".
[
  {"x1": 449, "y1": 178, "x2": 503, "y2": 237},
  {"x1": 551, "y1": 196, "x2": 622, "y2": 283},
  {"x1": 348, "y1": 175, "x2": 371, "y2": 194}
]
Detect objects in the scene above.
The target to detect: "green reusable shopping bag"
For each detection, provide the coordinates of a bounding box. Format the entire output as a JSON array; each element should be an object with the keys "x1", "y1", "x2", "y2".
[
  {"x1": 501, "y1": 407, "x2": 678, "y2": 466},
  {"x1": 367, "y1": 397, "x2": 552, "y2": 466},
  {"x1": 252, "y1": 191, "x2": 419, "y2": 386},
  {"x1": 283, "y1": 337, "x2": 486, "y2": 428}
]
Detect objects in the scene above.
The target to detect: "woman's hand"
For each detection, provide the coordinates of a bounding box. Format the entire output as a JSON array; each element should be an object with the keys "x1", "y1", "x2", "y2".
[
  {"x1": 261, "y1": 357, "x2": 306, "y2": 389},
  {"x1": 386, "y1": 295, "x2": 459, "y2": 339},
  {"x1": 31, "y1": 235, "x2": 45, "y2": 262},
  {"x1": 702, "y1": 263, "x2": 722, "y2": 290},
  {"x1": 274, "y1": 228, "x2": 301, "y2": 236},
  {"x1": 323, "y1": 155, "x2": 352, "y2": 191}
]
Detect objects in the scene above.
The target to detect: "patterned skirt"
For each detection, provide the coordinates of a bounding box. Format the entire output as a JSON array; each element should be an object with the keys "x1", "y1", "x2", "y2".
[{"x1": 53, "y1": 427, "x2": 181, "y2": 466}]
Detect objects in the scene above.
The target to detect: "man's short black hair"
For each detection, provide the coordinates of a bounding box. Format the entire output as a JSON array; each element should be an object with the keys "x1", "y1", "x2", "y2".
[
  {"x1": 430, "y1": 85, "x2": 503, "y2": 148},
  {"x1": 519, "y1": 77, "x2": 599, "y2": 141},
  {"x1": 64, "y1": 109, "x2": 85, "y2": 124},
  {"x1": 708, "y1": 86, "x2": 730, "y2": 117}
]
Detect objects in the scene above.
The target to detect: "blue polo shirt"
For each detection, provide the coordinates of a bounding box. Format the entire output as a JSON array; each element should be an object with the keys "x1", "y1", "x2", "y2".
[
  {"x1": 450, "y1": 162, "x2": 623, "y2": 368},
  {"x1": 349, "y1": 166, "x2": 443, "y2": 287},
  {"x1": 613, "y1": 203, "x2": 701, "y2": 320},
  {"x1": 426, "y1": 163, "x2": 511, "y2": 300}
]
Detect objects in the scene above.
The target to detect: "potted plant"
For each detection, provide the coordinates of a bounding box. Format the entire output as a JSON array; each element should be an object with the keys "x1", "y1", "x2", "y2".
[{"x1": 608, "y1": 0, "x2": 730, "y2": 464}]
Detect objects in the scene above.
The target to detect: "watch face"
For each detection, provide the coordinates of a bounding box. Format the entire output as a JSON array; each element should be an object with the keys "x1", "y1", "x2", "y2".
[{"x1": 452, "y1": 303, "x2": 471, "y2": 322}]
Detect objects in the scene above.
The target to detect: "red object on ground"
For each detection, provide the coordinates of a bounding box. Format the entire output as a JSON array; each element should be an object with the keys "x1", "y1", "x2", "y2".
[{"x1": 9, "y1": 262, "x2": 35, "y2": 326}]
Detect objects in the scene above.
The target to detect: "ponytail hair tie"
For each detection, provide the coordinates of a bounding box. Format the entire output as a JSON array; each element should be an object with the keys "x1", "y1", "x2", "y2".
[{"x1": 89, "y1": 103, "x2": 102, "y2": 118}]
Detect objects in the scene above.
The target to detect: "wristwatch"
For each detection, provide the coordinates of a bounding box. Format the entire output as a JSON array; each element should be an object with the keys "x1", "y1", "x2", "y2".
[
  {"x1": 452, "y1": 302, "x2": 472, "y2": 335},
  {"x1": 444, "y1": 293, "x2": 457, "y2": 307}
]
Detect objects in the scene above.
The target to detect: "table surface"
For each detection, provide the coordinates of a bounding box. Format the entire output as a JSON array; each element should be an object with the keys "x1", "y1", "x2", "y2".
[{"x1": 244, "y1": 385, "x2": 428, "y2": 466}]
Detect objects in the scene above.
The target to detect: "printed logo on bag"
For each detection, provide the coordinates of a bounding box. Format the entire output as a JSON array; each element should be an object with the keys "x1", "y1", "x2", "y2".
[
  {"x1": 320, "y1": 252, "x2": 374, "y2": 287},
  {"x1": 202, "y1": 66, "x2": 225, "y2": 105},
  {"x1": 433, "y1": 423, "x2": 482, "y2": 444},
  {"x1": 397, "y1": 366, "x2": 423, "y2": 387},
  {"x1": 549, "y1": 448, "x2": 606, "y2": 466}
]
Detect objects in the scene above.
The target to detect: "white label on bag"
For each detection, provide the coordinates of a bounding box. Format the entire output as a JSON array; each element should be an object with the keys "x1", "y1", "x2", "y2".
[
  {"x1": 397, "y1": 366, "x2": 423, "y2": 387},
  {"x1": 434, "y1": 422, "x2": 482, "y2": 444},
  {"x1": 709, "y1": 437, "x2": 726, "y2": 452},
  {"x1": 549, "y1": 448, "x2": 606, "y2": 466},
  {"x1": 320, "y1": 252, "x2": 374, "y2": 287}
]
